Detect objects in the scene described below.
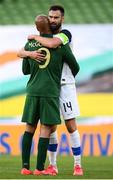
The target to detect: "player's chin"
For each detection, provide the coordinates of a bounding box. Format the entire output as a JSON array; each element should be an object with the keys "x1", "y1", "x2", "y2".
[{"x1": 50, "y1": 25, "x2": 57, "y2": 31}]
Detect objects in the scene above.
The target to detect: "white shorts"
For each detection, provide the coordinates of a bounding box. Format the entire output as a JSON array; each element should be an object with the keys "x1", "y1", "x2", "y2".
[{"x1": 60, "y1": 84, "x2": 80, "y2": 120}]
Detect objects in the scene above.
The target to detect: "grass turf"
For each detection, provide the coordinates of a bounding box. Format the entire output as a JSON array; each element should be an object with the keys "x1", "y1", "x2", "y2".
[{"x1": 0, "y1": 155, "x2": 113, "y2": 179}]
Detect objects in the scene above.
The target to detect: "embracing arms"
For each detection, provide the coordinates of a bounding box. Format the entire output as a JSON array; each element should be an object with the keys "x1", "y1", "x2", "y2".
[
  {"x1": 17, "y1": 30, "x2": 71, "y2": 61},
  {"x1": 27, "y1": 30, "x2": 71, "y2": 48}
]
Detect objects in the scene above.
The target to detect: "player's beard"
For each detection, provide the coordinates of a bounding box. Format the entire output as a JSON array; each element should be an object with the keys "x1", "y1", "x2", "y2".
[{"x1": 50, "y1": 22, "x2": 61, "y2": 33}]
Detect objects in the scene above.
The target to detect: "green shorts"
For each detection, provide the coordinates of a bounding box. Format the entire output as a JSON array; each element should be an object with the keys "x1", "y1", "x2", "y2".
[{"x1": 21, "y1": 95, "x2": 61, "y2": 125}]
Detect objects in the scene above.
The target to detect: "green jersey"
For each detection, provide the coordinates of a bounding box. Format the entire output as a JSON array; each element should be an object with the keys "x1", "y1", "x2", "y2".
[{"x1": 22, "y1": 34, "x2": 79, "y2": 97}]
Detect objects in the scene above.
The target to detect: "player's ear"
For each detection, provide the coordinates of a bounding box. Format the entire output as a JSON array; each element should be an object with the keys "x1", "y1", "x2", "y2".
[{"x1": 62, "y1": 16, "x2": 64, "y2": 23}]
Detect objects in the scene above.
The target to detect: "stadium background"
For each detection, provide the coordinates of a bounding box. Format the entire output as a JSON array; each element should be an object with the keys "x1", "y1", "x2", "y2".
[{"x1": 0, "y1": 0, "x2": 113, "y2": 157}]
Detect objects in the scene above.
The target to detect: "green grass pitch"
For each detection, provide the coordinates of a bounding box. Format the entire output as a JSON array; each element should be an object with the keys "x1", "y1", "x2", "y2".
[{"x1": 0, "y1": 155, "x2": 113, "y2": 179}]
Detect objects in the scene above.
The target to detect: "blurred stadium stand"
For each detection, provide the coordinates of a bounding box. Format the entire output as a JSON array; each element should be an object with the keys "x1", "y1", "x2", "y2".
[{"x1": 0, "y1": 0, "x2": 112, "y2": 24}]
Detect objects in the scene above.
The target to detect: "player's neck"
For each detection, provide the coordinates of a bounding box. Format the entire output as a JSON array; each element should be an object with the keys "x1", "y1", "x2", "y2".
[{"x1": 40, "y1": 29, "x2": 52, "y2": 34}]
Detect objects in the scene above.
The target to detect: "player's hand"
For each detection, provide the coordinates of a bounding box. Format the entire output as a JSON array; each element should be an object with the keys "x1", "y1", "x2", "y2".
[
  {"x1": 28, "y1": 50, "x2": 45, "y2": 62},
  {"x1": 28, "y1": 35, "x2": 38, "y2": 40}
]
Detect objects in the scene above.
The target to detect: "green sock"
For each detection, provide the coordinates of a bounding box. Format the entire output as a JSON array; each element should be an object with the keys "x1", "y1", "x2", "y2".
[
  {"x1": 22, "y1": 131, "x2": 34, "y2": 169},
  {"x1": 36, "y1": 137, "x2": 49, "y2": 170}
]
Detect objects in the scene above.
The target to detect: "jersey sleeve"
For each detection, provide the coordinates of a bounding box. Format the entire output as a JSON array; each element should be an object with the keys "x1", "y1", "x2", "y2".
[
  {"x1": 22, "y1": 58, "x2": 30, "y2": 75},
  {"x1": 22, "y1": 41, "x2": 30, "y2": 75},
  {"x1": 54, "y1": 29, "x2": 72, "y2": 45}
]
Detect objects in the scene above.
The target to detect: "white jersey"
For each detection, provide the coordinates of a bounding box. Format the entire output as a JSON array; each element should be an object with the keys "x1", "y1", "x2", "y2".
[
  {"x1": 54, "y1": 32, "x2": 80, "y2": 119},
  {"x1": 54, "y1": 32, "x2": 75, "y2": 85},
  {"x1": 61, "y1": 63, "x2": 75, "y2": 84}
]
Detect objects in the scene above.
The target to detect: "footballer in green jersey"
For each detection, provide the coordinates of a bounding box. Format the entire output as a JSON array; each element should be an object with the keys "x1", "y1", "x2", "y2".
[
  {"x1": 22, "y1": 35, "x2": 79, "y2": 97},
  {"x1": 22, "y1": 34, "x2": 79, "y2": 125}
]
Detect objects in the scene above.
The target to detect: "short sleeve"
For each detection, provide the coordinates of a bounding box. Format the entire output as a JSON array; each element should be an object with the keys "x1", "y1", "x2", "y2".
[
  {"x1": 53, "y1": 32, "x2": 69, "y2": 45},
  {"x1": 60, "y1": 29, "x2": 72, "y2": 43}
]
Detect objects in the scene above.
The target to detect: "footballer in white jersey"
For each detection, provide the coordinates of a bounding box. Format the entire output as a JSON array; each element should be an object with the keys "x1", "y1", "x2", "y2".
[{"x1": 54, "y1": 30, "x2": 80, "y2": 120}]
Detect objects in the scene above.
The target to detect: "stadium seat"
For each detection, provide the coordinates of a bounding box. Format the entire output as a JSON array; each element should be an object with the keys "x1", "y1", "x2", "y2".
[{"x1": 0, "y1": 0, "x2": 112, "y2": 24}]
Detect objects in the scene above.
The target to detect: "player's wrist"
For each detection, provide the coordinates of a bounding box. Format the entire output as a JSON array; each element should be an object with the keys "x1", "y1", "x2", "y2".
[{"x1": 26, "y1": 51, "x2": 32, "y2": 58}]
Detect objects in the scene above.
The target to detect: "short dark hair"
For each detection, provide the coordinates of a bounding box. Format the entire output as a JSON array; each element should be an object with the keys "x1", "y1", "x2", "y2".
[{"x1": 49, "y1": 5, "x2": 64, "y2": 16}]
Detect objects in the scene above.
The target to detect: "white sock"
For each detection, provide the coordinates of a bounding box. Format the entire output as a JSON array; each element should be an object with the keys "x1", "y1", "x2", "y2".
[
  {"x1": 70, "y1": 130, "x2": 81, "y2": 167},
  {"x1": 48, "y1": 131, "x2": 58, "y2": 166}
]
